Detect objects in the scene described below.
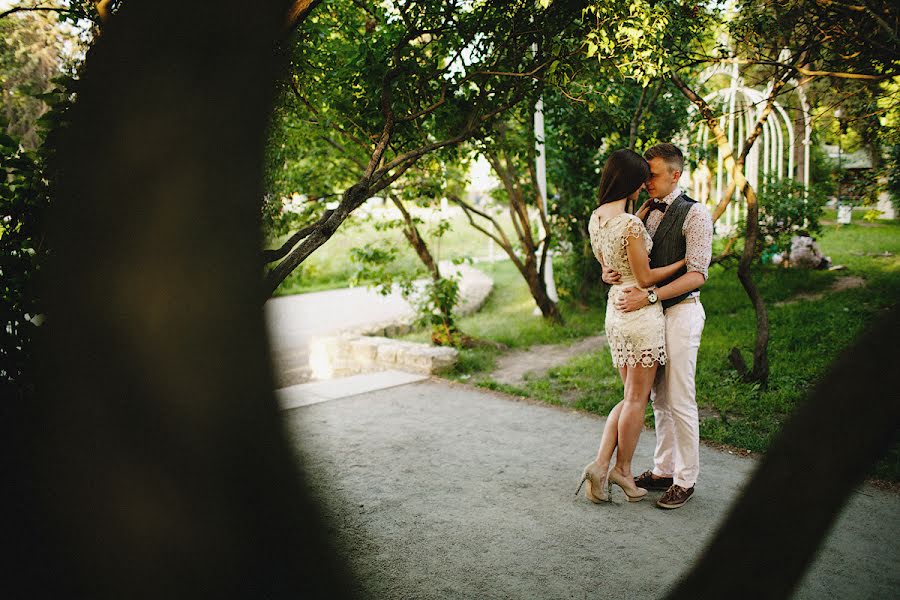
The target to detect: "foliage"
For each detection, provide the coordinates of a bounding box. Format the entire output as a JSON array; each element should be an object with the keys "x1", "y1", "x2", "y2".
[
  {"x1": 887, "y1": 144, "x2": 900, "y2": 210},
  {"x1": 0, "y1": 8, "x2": 83, "y2": 150},
  {"x1": 411, "y1": 275, "x2": 462, "y2": 345},
  {"x1": 348, "y1": 220, "x2": 467, "y2": 347},
  {"x1": 261, "y1": 0, "x2": 590, "y2": 290},
  {"x1": 752, "y1": 177, "x2": 828, "y2": 256},
  {"x1": 548, "y1": 0, "x2": 704, "y2": 305},
  {"x1": 349, "y1": 240, "x2": 413, "y2": 292},
  {"x1": 0, "y1": 125, "x2": 48, "y2": 392},
  {"x1": 545, "y1": 77, "x2": 689, "y2": 304},
  {"x1": 0, "y1": 45, "x2": 75, "y2": 394},
  {"x1": 729, "y1": 0, "x2": 899, "y2": 80}
]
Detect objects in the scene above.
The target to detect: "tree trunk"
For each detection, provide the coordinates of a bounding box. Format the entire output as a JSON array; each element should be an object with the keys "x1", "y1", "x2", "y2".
[
  {"x1": 525, "y1": 262, "x2": 563, "y2": 323},
  {"x1": 12, "y1": 2, "x2": 354, "y2": 598},
  {"x1": 736, "y1": 190, "x2": 770, "y2": 384},
  {"x1": 480, "y1": 151, "x2": 563, "y2": 324},
  {"x1": 667, "y1": 307, "x2": 900, "y2": 600},
  {"x1": 263, "y1": 181, "x2": 371, "y2": 296},
  {"x1": 670, "y1": 71, "x2": 771, "y2": 385},
  {"x1": 389, "y1": 194, "x2": 463, "y2": 343},
  {"x1": 448, "y1": 189, "x2": 564, "y2": 325},
  {"x1": 390, "y1": 195, "x2": 441, "y2": 281}
]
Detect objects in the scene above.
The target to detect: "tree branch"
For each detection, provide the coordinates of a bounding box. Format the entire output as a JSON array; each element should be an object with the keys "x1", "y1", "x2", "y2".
[
  {"x1": 734, "y1": 59, "x2": 894, "y2": 81},
  {"x1": 446, "y1": 192, "x2": 524, "y2": 272},
  {"x1": 281, "y1": 0, "x2": 322, "y2": 36},
  {"x1": 397, "y1": 83, "x2": 447, "y2": 122},
  {"x1": 262, "y1": 209, "x2": 333, "y2": 264},
  {"x1": 0, "y1": 6, "x2": 79, "y2": 20},
  {"x1": 627, "y1": 84, "x2": 650, "y2": 150},
  {"x1": 485, "y1": 151, "x2": 530, "y2": 251},
  {"x1": 319, "y1": 136, "x2": 366, "y2": 170}
]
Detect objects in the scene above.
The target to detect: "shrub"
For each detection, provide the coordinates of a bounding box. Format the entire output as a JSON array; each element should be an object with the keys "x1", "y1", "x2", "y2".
[{"x1": 751, "y1": 178, "x2": 829, "y2": 257}]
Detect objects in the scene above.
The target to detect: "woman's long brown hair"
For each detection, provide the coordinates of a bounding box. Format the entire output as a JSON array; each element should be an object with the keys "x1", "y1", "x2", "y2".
[{"x1": 596, "y1": 148, "x2": 650, "y2": 207}]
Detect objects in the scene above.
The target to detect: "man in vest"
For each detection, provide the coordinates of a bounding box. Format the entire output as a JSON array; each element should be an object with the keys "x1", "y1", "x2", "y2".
[{"x1": 602, "y1": 143, "x2": 713, "y2": 509}]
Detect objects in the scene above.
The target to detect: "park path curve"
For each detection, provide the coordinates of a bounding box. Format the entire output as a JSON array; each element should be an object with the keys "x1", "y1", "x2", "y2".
[
  {"x1": 265, "y1": 263, "x2": 491, "y2": 386},
  {"x1": 283, "y1": 377, "x2": 899, "y2": 600},
  {"x1": 266, "y1": 285, "x2": 413, "y2": 385}
]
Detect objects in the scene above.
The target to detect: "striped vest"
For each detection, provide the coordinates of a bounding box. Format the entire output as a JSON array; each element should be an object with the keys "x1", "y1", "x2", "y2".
[{"x1": 647, "y1": 193, "x2": 698, "y2": 309}]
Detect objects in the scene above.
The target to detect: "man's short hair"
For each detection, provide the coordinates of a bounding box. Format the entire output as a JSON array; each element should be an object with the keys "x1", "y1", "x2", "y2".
[{"x1": 644, "y1": 143, "x2": 684, "y2": 174}]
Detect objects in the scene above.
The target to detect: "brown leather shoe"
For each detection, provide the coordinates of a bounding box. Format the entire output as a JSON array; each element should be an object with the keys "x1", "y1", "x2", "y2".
[
  {"x1": 657, "y1": 484, "x2": 694, "y2": 509},
  {"x1": 634, "y1": 470, "x2": 673, "y2": 491}
]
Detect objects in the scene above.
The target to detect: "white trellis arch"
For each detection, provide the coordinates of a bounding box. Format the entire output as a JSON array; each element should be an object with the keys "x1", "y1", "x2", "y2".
[{"x1": 679, "y1": 58, "x2": 812, "y2": 232}]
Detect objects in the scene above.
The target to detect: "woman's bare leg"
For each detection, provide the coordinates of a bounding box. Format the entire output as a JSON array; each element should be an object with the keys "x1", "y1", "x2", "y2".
[
  {"x1": 592, "y1": 367, "x2": 628, "y2": 468},
  {"x1": 612, "y1": 362, "x2": 658, "y2": 479}
]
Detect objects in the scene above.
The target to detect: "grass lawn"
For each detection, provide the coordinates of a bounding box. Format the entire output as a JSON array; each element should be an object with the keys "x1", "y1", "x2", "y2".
[
  {"x1": 429, "y1": 216, "x2": 900, "y2": 480},
  {"x1": 271, "y1": 206, "x2": 517, "y2": 295}
]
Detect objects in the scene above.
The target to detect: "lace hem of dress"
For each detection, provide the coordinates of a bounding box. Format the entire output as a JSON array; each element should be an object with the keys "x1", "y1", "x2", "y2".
[{"x1": 609, "y1": 343, "x2": 667, "y2": 368}]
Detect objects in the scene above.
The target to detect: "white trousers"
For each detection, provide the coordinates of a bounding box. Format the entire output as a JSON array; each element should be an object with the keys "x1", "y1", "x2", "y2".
[{"x1": 650, "y1": 300, "x2": 705, "y2": 489}]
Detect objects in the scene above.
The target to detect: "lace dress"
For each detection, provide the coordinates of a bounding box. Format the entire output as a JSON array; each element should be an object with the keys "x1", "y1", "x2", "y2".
[{"x1": 588, "y1": 210, "x2": 667, "y2": 368}]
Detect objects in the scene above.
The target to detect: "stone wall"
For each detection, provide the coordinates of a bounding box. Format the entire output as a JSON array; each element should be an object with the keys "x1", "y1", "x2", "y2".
[{"x1": 309, "y1": 264, "x2": 493, "y2": 379}]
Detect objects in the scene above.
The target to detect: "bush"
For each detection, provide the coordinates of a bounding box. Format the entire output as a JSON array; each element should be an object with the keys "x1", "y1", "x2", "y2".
[
  {"x1": 0, "y1": 125, "x2": 49, "y2": 394},
  {"x1": 749, "y1": 178, "x2": 829, "y2": 257},
  {"x1": 553, "y1": 240, "x2": 607, "y2": 308}
]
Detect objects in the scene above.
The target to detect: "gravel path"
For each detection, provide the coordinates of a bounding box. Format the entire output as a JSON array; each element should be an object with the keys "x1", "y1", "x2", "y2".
[{"x1": 284, "y1": 379, "x2": 900, "y2": 599}]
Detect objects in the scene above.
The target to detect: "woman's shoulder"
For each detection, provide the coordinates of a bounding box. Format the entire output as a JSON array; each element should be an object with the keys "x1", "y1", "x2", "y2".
[{"x1": 588, "y1": 208, "x2": 602, "y2": 232}]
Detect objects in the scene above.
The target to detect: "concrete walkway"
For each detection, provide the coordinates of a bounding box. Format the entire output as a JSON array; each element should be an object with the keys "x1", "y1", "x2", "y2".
[
  {"x1": 282, "y1": 376, "x2": 900, "y2": 600},
  {"x1": 266, "y1": 285, "x2": 413, "y2": 385},
  {"x1": 265, "y1": 263, "x2": 492, "y2": 386}
]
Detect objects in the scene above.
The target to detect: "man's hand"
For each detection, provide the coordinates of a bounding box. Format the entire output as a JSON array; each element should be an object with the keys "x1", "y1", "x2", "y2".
[
  {"x1": 601, "y1": 265, "x2": 622, "y2": 285},
  {"x1": 615, "y1": 287, "x2": 649, "y2": 313}
]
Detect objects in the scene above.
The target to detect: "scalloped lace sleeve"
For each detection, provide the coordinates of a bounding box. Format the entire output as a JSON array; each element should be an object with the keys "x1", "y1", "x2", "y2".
[{"x1": 621, "y1": 215, "x2": 651, "y2": 252}]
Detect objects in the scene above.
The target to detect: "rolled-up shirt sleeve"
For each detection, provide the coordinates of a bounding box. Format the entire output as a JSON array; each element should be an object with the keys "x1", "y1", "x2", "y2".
[{"x1": 683, "y1": 203, "x2": 713, "y2": 279}]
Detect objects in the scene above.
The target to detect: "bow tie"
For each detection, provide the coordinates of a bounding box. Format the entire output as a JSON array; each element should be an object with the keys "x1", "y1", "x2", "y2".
[{"x1": 646, "y1": 200, "x2": 668, "y2": 213}]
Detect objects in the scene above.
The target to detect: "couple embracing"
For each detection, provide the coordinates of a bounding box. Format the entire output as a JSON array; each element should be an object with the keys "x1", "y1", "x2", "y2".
[{"x1": 576, "y1": 143, "x2": 713, "y2": 509}]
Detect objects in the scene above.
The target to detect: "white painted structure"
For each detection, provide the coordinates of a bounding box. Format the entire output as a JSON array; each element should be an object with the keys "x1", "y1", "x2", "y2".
[{"x1": 681, "y1": 57, "x2": 812, "y2": 232}]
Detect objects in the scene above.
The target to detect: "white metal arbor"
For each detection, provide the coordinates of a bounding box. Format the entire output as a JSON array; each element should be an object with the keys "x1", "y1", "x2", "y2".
[{"x1": 680, "y1": 58, "x2": 812, "y2": 232}]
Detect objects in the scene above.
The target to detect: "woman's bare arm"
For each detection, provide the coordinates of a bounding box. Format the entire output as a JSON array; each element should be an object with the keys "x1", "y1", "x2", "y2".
[{"x1": 625, "y1": 233, "x2": 686, "y2": 288}]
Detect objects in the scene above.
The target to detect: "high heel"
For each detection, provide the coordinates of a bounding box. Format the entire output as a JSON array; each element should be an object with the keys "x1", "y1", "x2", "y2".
[
  {"x1": 575, "y1": 462, "x2": 610, "y2": 503},
  {"x1": 607, "y1": 470, "x2": 648, "y2": 502}
]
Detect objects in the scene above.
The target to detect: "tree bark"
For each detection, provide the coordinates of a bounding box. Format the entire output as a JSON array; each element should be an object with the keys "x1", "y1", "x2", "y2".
[
  {"x1": 666, "y1": 307, "x2": 900, "y2": 600},
  {"x1": 627, "y1": 79, "x2": 662, "y2": 151},
  {"x1": 390, "y1": 194, "x2": 441, "y2": 281},
  {"x1": 670, "y1": 71, "x2": 771, "y2": 385},
  {"x1": 262, "y1": 208, "x2": 334, "y2": 264},
  {"x1": 450, "y1": 149, "x2": 563, "y2": 325},
  {"x1": 13, "y1": 2, "x2": 354, "y2": 598},
  {"x1": 527, "y1": 269, "x2": 563, "y2": 322}
]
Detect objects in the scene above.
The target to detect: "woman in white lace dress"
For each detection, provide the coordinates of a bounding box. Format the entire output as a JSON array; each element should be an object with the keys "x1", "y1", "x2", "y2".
[{"x1": 576, "y1": 149, "x2": 686, "y2": 503}]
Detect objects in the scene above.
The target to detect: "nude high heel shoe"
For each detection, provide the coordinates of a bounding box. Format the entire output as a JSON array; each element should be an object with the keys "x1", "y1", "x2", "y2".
[
  {"x1": 575, "y1": 462, "x2": 611, "y2": 504},
  {"x1": 607, "y1": 470, "x2": 648, "y2": 502}
]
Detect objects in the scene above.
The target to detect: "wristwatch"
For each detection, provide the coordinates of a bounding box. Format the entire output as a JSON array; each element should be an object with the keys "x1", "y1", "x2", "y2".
[{"x1": 647, "y1": 290, "x2": 659, "y2": 305}]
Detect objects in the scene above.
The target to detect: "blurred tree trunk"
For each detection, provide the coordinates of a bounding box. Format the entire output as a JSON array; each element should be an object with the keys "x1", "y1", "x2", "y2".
[{"x1": 9, "y1": 2, "x2": 354, "y2": 599}]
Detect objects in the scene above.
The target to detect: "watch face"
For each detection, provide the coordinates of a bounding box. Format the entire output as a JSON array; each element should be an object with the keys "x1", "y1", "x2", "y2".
[{"x1": 648, "y1": 292, "x2": 657, "y2": 303}]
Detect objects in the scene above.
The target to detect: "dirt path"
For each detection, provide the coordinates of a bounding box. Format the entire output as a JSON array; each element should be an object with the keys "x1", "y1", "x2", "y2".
[
  {"x1": 777, "y1": 275, "x2": 866, "y2": 306},
  {"x1": 489, "y1": 334, "x2": 607, "y2": 386}
]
